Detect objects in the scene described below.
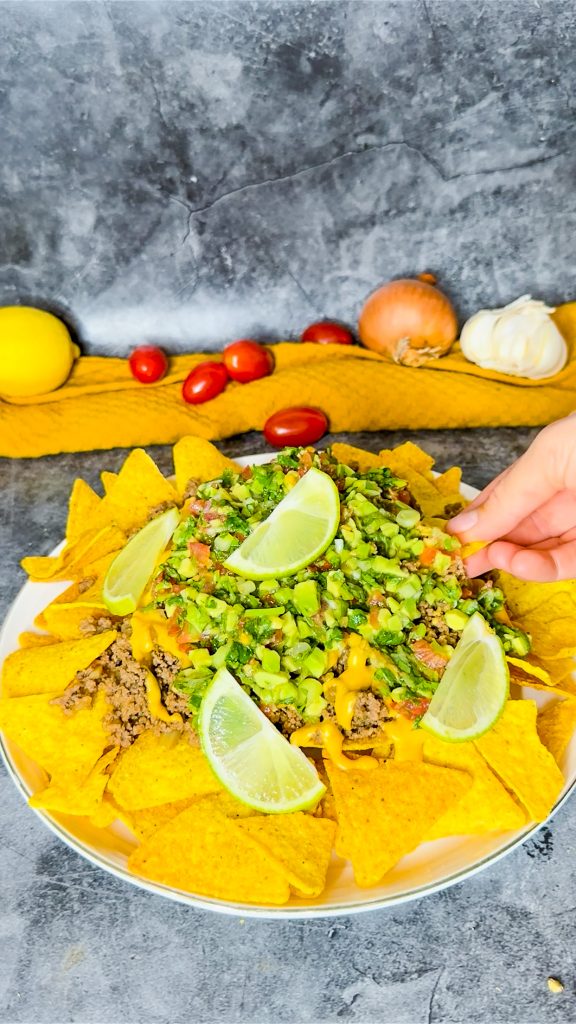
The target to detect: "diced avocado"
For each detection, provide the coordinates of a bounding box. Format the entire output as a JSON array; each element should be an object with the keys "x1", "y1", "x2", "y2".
[
  {"x1": 189, "y1": 648, "x2": 211, "y2": 669},
  {"x1": 257, "y1": 646, "x2": 281, "y2": 673},
  {"x1": 253, "y1": 670, "x2": 291, "y2": 689},
  {"x1": 303, "y1": 647, "x2": 328, "y2": 679},
  {"x1": 293, "y1": 580, "x2": 321, "y2": 617},
  {"x1": 396, "y1": 507, "x2": 421, "y2": 529},
  {"x1": 444, "y1": 609, "x2": 469, "y2": 631}
]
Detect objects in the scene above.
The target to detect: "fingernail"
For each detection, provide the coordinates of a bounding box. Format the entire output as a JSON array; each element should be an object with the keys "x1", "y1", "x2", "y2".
[{"x1": 449, "y1": 509, "x2": 479, "y2": 533}]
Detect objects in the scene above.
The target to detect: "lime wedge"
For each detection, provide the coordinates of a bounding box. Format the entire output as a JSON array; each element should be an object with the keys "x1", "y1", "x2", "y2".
[
  {"x1": 103, "y1": 507, "x2": 180, "y2": 616},
  {"x1": 224, "y1": 467, "x2": 340, "y2": 580},
  {"x1": 199, "y1": 667, "x2": 326, "y2": 813},
  {"x1": 420, "y1": 612, "x2": 509, "y2": 742}
]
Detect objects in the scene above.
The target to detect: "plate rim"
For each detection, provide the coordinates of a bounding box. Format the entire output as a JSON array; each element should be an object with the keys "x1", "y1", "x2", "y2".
[{"x1": 1, "y1": 450, "x2": 573, "y2": 919}]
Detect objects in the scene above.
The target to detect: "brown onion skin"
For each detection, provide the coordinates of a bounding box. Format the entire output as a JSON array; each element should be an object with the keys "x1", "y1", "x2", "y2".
[{"x1": 358, "y1": 278, "x2": 458, "y2": 366}]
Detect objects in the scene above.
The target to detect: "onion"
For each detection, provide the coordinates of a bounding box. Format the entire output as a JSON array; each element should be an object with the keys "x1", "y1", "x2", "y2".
[{"x1": 358, "y1": 277, "x2": 458, "y2": 366}]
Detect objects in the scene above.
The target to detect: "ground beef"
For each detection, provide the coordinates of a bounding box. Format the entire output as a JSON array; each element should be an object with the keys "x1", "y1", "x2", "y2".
[
  {"x1": 77, "y1": 575, "x2": 96, "y2": 595},
  {"x1": 146, "y1": 501, "x2": 176, "y2": 523},
  {"x1": 183, "y1": 478, "x2": 200, "y2": 501},
  {"x1": 416, "y1": 600, "x2": 458, "y2": 645},
  {"x1": 150, "y1": 647, "x2": 190, "y2": 717},
  {"x1": 52, "y1": 665, "x2": 101, "y2": 714},
  {"x1": 260, "y1": 703, "x2": 305, "y2": 737},
  {"x1": 79, "y1": 615, "x2": 117, "y2": 636}
]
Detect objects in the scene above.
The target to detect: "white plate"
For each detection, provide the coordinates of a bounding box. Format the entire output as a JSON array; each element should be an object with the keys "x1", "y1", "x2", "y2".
[{"x1": 1, "y1": 453, "x2": 575, "y2": 919}]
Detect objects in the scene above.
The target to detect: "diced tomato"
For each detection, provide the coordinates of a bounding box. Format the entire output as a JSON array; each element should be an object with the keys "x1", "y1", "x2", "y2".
[
  {"x1": 411, "y1": 639, "x2": 448, "y2": 670},
  {"x1": 398, "y1": 697, "x2": 431, "y2": 720},
  {"x1": 419, "y1": 546, "x2": 438, "y2": 566},
  {"x1": 369, "y1": 607, "x2": 380, "y2": 628},
  {"x1": 368, "y1": 590, "x2": 385, "y2": 606},
  {"x1": 188, "y1": 541, "x2": 211, "y2": 565}
]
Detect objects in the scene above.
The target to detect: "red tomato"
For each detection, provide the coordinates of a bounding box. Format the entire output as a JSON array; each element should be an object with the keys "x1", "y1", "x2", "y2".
[
  {"x1": 224, "y1": 339, "x2": 273, "y2": 383},
  {"x1": 182, "y1": 362, "x2": 228, "y2": 404},
  {"x1": 300, "y1": 321, "x2": 354, "y2": 345},
  {"x1": 129, "y1": 346, "x2": 168, "y2": 383},
  {"x1": 263, "y1": 407, "x2": 328, "y2": 447}
]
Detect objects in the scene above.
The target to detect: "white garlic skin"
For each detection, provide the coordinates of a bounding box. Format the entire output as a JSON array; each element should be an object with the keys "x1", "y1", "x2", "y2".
[{"x1": 460, "y1": 296, "x2": 568, "y2": 379}]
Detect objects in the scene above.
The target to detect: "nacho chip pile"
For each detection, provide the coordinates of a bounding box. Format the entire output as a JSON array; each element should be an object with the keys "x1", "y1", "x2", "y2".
[{"x1": 1, "y1": 436, "x2": 575, "y2": 906}]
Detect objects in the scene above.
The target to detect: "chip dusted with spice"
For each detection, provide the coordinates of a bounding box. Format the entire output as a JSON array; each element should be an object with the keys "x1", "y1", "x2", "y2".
[
  {"x1": 21, "y1": 524, "x2": 127, "y2": 582},
  {"x1": 537, "y1": 699, "x2": 576, "y2": 767},
  {"x1": 120, "y1": 796, "x2": 196, "y2": 840},
  {"x1": 329, "y1": 443, "x2": 383, "y2": 474},
  {"x1": 172, "y1": 436, "x2": 240, "y2": 498},
  {"x1": 65, "y1": 478, "x2": 102, "y2": 544},
  {"x1": 107, "y1": 730, "x2": 223, "y2": 810},
  {"x1": 0, "y1": 689, "x2": 110, "y2": 785},
  {"x1": 236, "y1": 812, "x2": 336, "y2": 898},
  {"x1": 98, "y1": 448, "x2": 178, "y2": 534},
  {"x1": 1, "y1": 630, "x2": 116, "y2": 697},
  {"x1": 423, "y1": 736, "x2": 526, "y2": 838},
  {"x1": 128, "y1": 801, "x2": 291, "y2": 904},
  {"x1": 30, "y1": 746, "x2": 118, "y2": 817},
  {"x1": 18, "y1": 631, "x2": 58, "y2": 649},
  {"x1": 378, "y1": 442, "x2": 464, "y2": 518},
  {"x1": 326, "y1": 760, "x2": 472, "y2": 886},
  {"x1": 474, "y1": 700, "x2": 565, "y2": 821}
]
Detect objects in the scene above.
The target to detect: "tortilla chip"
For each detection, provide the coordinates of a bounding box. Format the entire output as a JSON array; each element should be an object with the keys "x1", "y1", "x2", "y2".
[
  {"x1": 1, "y1": 630, "x2": 116, "y2": 698},
  {"x1": 0, "y1": 689, "x2": 109, "y2": 783},
  {"x1": 380, "y1": 441, "x2": 435, "y2": 475},
  {"x1": 41, "y1": 601, "x2": 110, "y2": 641},
  {"x1": 22, "y1": 524, "x2": 126, "y2": 583},
  {"x1": 330, "y1": 443, "x2": 383, "y2": 473},
  {"x1": 434, "y1": 466, "x2": 462, "y2": 495},
  {"x1": 100, "y1": 471, "x2": 118, "y2": 495},
  {"x1": 30, "y1": 747, "x2": 119, "y2": 817},
  {"x1": 65, "y1": 479, "x2": 101, "y2": 544},
  {"x1": 423, "y1": 736, "x2": 526, "y2": 838},
  {"x1": 98, "y1": 449, "x2": 178, "y2": 534},
  {"x1": 507, "y1": 657, "x2": 552, "y2": 685},
  {"x1": 90, "y1": 794, "x2": 121, "y2": 829},
  {"x1": 128, "y1": 801, "x2": 290, "y2": 904},
  {"x1": 475, "y1": 700, "x2": 565, "y2": 821},
  {"x1": 537, "y1": 699, "x2": 576, "y2": 767},
  {"x1": 107, "y1": 730, "x2": 222, "y2": 810},
  {"x1": 18, "y1": 631, "x2": 58, "y2": 649},
  {"x1": 237, "y1": 813, "x2": 335, "y2": 898},
  {"x1": 173, "y1": 436, "x2": 239, "y2": 498},
  {"x1": 20, "y1": 555, "x2": 66, "y2": 581},
  {"x1": 121, "y1": 797, "x2": 196, "y2": 840},
  {"x1": 325, "y1": 760, "x2": 471, "y2": 886}
]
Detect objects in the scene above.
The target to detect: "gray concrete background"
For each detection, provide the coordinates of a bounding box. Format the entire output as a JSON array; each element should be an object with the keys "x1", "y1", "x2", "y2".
[
  {"x1": 2, "y1": 1, "x2": 576, "y2": 1021},
  {"x1": 1, "y1": 0, "x2": 576, "y2": 352}
]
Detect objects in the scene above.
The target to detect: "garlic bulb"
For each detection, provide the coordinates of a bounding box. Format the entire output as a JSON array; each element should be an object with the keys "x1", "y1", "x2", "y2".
[{"x1": 460, "y1": 296, "x2": 568, "y2": 379}]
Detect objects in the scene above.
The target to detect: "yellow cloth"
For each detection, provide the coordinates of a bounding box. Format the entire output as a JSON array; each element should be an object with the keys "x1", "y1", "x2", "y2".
[{"x1": 1, "y1": 304, "x2": 576, "y2": 457}]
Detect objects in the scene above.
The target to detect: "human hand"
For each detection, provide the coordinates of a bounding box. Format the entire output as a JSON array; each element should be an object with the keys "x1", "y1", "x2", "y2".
[{"x1": 448, "y1": 415, "x2": 576, "y2": 582}]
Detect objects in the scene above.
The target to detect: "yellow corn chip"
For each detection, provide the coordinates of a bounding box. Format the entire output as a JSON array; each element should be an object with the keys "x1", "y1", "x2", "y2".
[
  {"x1": 22, "y1": 524, "x2": 126, "y2": 582},
  {"x1": 173, "y1": 436, "x2": 239, "y2": 498},
  {"x1": 40, "y1": 601, "x2": 109, "y2": 641},
  {"x1": 118, "y1": 797, "x2": 195, "y2": 840},
  {"x1": 380, "y1": 441, "x2": 435, "y2": 475},
  {"x1": 30, "y1": 746, "x2": 119, "y2": 817},
  {"x1": 433, "y1": 466, "x2": 462, "y2": 495},
  {"x1": 507, "y1": 657, "x2": 552, "y2": 685},
  {"x1": 1, "y1": 630, "x2": 116, "y2": 698},
  {"x1": 537, "y1": 699, "x2": 576, "y2": 767},
  {"x1": 0, "y1": 689, "x2": 109, "y2": 782},
  {"x1": 98, "y1": 449, "x2": 178, "y2": 534},
  {"x1": 325, "y1": 760, "x2": 471, "y2": 886},
  {"x1": 100, "y1": 470, "x2": 118, "y2": 495},
  {"x1": 107, "y1": 730, "x2": 222, "y2": 810},
  {"x1": 66, "y1": 479, "x2": 101, "y2": 544},
  {"x1": 129, "y1": 801, "x2": 291, "y2": 904},
  {"x1": 18, "y1": 631, "x2": 58, "y2": 649},
  {"x1": 90, "y1": 794, "x2": 121, "y2": 829},
  {"x1": 330, "y1": 443, "x2": 383, "y2": 473},
  {"x1": 423, "y1": 736, "x2": 526, "y2": 838},
  {"x1": 20, "y1": 554, "x2": 67, "y2": 581},
  {"x1": 475, "y1": 700, "x2": 565, "y2": 821},
  {"x1": 237, "y1": 812, "x2": 336, "y2": 897}
]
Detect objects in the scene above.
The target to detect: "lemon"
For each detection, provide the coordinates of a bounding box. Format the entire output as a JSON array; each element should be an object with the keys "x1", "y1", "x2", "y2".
[
  {"x1": 224, "y1": 467, "x2": 340, "y2": 580},
  {"x1": 199, "y1": 667, "x2": 326, "y2": 813},
  {"x1": 103, "y1": 507, "x2": 180, "y2": 616},
  {"x1": 0, "y1": 306, "x2": 80, "y2": 397},
  {"x1": 420, "y1": 612, "x2": 509, "y2": 742}
]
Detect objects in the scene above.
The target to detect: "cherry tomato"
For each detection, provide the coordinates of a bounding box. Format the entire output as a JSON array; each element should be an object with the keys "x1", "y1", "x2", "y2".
[
  {"x1": 300, "y1": 321, "x2": 354, "y2": 345},
  {"x1": 263, "y1": 406, "x2": 328, "y2": 447},
  {"x1": 129, "y1": 345, "x2": 168, "y2": 383},
  {"x1": 224, "y1": 339, "x2": 273, "y2": 383},
  {"x1": 182, "y1": 361, "x2": 228, "y2": 404}
]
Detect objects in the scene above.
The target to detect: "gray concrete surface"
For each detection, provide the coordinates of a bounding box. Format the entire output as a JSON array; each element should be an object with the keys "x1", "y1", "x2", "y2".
[
  {"x1": 1, "y1": 0, "x2": 576, "y2": 351},
  {"x1": 3, "y1": 427, "x2": 576, "y2": 1024}
]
